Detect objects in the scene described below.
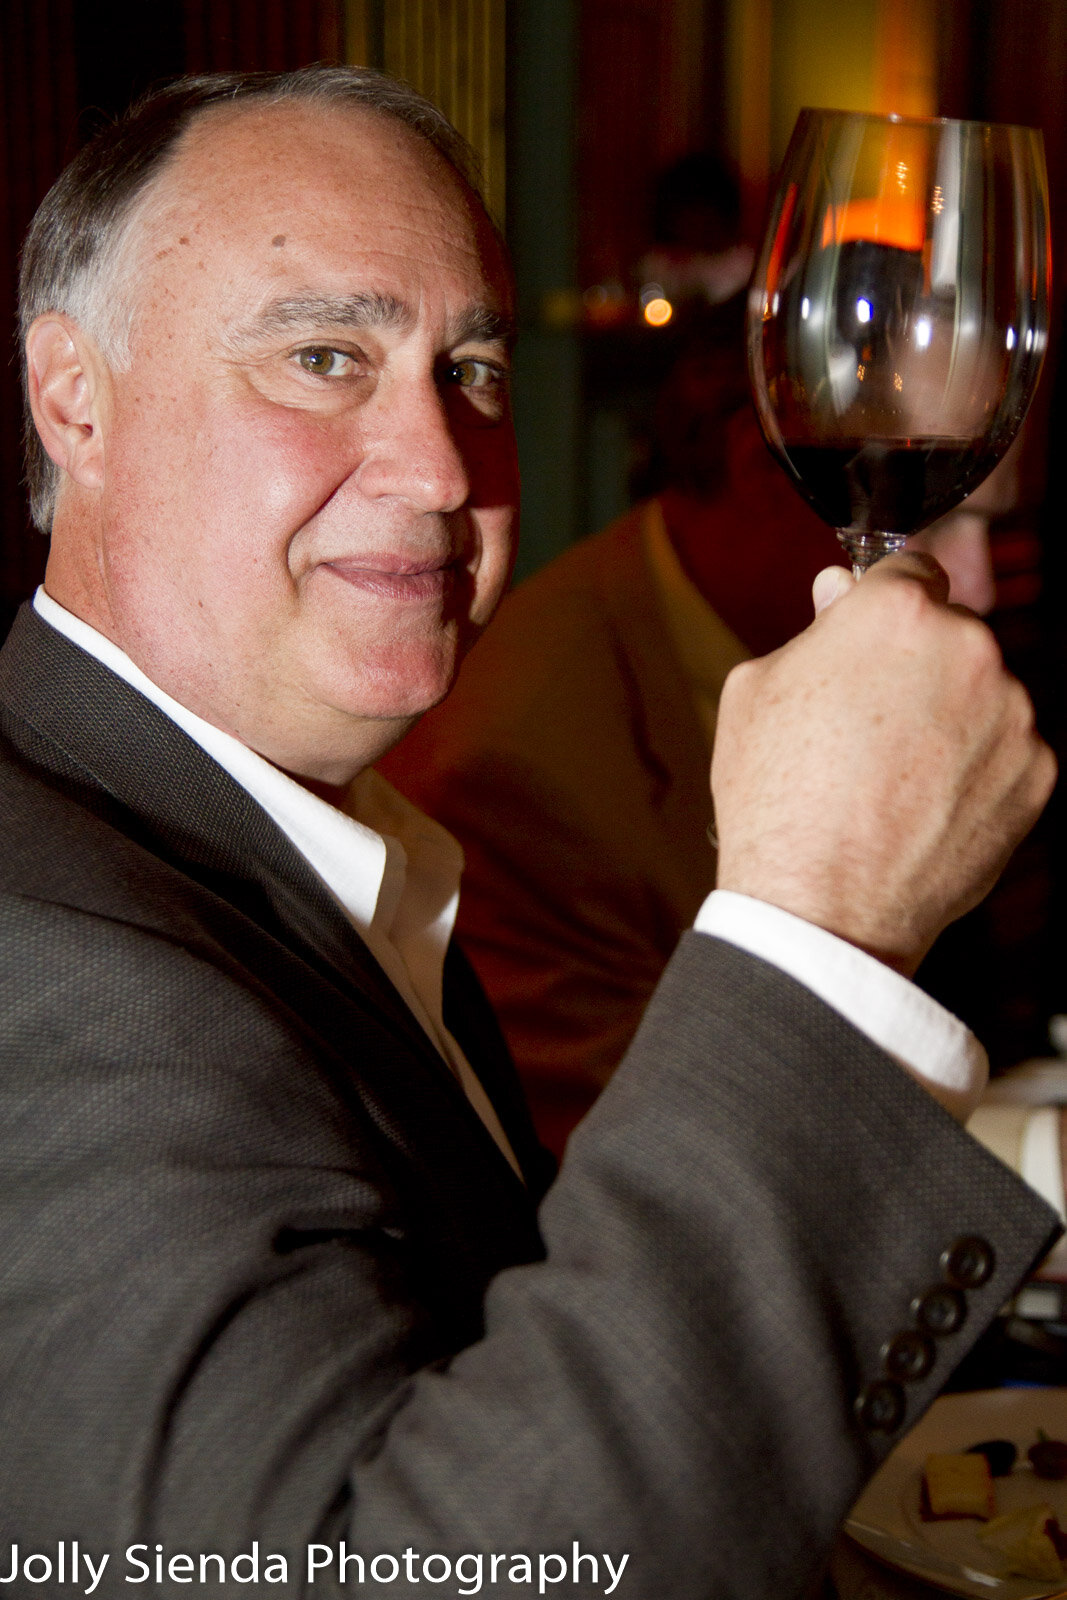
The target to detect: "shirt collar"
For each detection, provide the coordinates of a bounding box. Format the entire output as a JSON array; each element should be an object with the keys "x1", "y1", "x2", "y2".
[{"x1": 31, "y1": 586, "x2": 463, "y2": 944}]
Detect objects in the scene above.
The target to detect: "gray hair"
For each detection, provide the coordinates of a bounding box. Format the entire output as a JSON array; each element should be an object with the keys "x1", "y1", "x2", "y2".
[{"x1": 18, "y1": 66, "x2": 486, "y2": 532}]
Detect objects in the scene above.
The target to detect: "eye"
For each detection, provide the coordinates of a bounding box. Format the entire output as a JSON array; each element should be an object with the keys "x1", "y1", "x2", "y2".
[
  {"x1": 295, "y1": 346, "x2": 356, "y2": 378},
  {"x1": 447, "y1": 357, "x2": 507, "y2": 392}
]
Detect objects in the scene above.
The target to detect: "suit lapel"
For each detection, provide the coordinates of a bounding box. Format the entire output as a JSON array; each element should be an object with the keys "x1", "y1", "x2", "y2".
[
  {"x1": 0, "y1": 605, "x2": 513, "y2": 1140},
  {"x1": 443, "y1": 941, "x2": 557, "y2": 1200}
]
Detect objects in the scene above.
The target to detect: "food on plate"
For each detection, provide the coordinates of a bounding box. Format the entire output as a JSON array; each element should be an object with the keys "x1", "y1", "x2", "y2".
[
  {"x1": 966, "y1": 1438, "x2": 1018, "y2": 1477},
  {"x1": 921, "y1": 1451, "x2": 995, "y2": 1520},
  {"x1": 978, "y1": 1503, "x2": 1067, "y2": 1582},
  {"x1": 1028, "y1": 1432, "x2": 1067, "y2": 1480}
]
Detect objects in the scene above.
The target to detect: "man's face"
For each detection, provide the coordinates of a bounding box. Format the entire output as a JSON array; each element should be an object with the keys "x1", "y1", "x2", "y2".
[{"x1": 58, "y1": 102, "x2": 519, "y2": 781}]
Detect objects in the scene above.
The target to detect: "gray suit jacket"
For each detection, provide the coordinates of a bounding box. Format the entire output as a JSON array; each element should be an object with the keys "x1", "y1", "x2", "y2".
[{"x1": 0, "y1": 604, "x2": 1058, "y2": 1598}]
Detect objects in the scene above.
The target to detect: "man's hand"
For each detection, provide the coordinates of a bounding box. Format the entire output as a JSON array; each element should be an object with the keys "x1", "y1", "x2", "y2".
[{"x1": 711, "y1": 552, "x2": 1056, "y2": 977}]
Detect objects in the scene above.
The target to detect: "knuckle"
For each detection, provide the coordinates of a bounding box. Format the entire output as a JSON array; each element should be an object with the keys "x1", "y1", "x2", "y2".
[
  {"x1": 1033, "y1": 740, "x2": 1059, "y2": 802},
  {"x1": 1017, "y1": 684, "x2": 1039, "y2": 733},
  {"x1": 946, "y1": 612, "x2": 1005, "y2": 689},
  {"x1": 968, "y1": 617, "x2": 1004, "y2": 670},
  {"x1": 1002, "y1": 674, "x2": 1038, "y2": 735},
  {"x1": 883, "y1": 575, "x2": 932, "y2": 627},
  {"x1": 880, "y1": 572, "x2": 952, "y2": 640},
  {"x1": 721, "y1": 658, "x2": 760, "y2": 704}
]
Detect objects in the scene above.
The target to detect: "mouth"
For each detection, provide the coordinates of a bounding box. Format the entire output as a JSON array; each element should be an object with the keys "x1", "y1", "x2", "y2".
[{"x1": 323, "y1": 555, "x2": 458, "y2": 602}]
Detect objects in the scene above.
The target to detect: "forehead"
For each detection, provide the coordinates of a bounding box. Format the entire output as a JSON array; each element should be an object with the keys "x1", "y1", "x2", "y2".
[{"x1": 133, "y1": 100, "x2": 510, "y2": 330}]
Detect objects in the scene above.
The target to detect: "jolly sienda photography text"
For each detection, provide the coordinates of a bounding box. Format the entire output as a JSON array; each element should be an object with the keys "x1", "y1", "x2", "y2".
[{"x1": 0, "y1": 1542, "x2": 630, "y2": 1595}]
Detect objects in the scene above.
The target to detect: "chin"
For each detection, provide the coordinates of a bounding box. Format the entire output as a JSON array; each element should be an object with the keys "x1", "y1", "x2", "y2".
[
  {"x1": 373, "y1": 679, "x2": 455, "y2": 724},
  {"x1": 325, "y1": 643, "x2": 462, "y2": 725}
]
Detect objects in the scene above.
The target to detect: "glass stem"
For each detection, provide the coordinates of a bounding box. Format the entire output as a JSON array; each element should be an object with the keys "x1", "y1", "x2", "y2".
[{"x1": 836, "y1": 529, "x2": 909, "y2": 580}]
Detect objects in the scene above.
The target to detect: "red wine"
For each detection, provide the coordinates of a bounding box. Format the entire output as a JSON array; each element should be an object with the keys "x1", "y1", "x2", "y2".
[{"x1": 778, "y1": 437, "x2": 1002, "y2": 535}]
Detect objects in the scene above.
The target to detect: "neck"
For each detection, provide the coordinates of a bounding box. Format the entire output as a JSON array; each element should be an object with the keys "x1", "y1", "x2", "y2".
[{"x1": 283, "y1": 770, "x2": 353, "y2": 809}]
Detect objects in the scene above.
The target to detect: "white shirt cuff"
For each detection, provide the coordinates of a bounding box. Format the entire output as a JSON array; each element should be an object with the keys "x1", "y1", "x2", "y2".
[{"x1": 693, "y1": 889, "x2": 988, "y2": 1121}]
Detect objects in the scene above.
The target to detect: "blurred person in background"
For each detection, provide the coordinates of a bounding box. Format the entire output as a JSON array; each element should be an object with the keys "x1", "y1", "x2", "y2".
[{"x1": 636, "y1": 150, "x2": 755, "y2": 311}]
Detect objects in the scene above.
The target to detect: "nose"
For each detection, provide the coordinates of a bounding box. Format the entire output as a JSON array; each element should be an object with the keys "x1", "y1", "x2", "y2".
[{"x1": 356, "y1": 375, "x2": 471, "y2": 515}]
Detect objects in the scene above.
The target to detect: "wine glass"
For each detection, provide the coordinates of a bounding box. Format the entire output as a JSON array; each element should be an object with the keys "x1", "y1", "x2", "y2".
[{"x1": 747, "y1": 109, "x2": 1051, "y2": 578}]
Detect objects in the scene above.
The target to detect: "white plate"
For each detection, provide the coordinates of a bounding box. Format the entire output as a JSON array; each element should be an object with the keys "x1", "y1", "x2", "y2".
[{"x1": 845, "y1": 1389, "x2": 1067, "y2": 1598}]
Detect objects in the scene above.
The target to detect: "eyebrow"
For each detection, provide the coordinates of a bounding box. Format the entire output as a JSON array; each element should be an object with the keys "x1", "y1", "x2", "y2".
[
  {"x1": 451, "y1": 305, "x2": 516, "y2": 348},
  {"x1": 237, "y1": 293, "x2": 515, "y2": 349}
]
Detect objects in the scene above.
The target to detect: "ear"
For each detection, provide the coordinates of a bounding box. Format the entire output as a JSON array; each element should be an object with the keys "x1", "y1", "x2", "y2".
[{"x1": 24, "y1": 314, "x2": 110, "y2": 493}]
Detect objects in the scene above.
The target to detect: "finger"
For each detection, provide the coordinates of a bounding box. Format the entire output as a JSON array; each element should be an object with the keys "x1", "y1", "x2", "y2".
[
  {"x1": 862, "y1": 548, "x2": 951, "y2": 604},
  {"x1": 812, "y1": 565, "x2": 855, "y2": 614}
]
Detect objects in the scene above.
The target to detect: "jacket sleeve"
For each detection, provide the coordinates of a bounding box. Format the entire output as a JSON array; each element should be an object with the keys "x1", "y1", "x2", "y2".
[{"x1": 332, "y1": 933, "x2": 1059, "y2": 1598}]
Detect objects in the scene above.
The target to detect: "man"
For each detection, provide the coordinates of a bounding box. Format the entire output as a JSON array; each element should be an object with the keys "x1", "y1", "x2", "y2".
[{"x1": 0, "y1": 66, "x2": 1058, "y2": 1599}]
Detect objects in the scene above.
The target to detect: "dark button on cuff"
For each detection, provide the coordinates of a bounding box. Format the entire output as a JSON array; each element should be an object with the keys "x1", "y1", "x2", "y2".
[
  {"x1": 855, "y1": 1379, "x2": 906, "y2": 1433},
  {"x1": 882, "y1": 1329, "x2": 936, "y2": 1382},
  {"x1": 912, "y1": 1285, "x2": 967, "y2": 1336},
  {"x1": 941, "y1": 1235, "x2": 995, "y2": 1291}
]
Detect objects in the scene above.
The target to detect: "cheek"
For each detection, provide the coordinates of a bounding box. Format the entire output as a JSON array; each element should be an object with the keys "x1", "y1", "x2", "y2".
[
  {"x1": 468, "y1": 503, "x2": 518, "y2": 626},
  {"x1": 104, "y1": 397, "x2": 364, "y2": 625},
  {"x1": 196, "y1": 402, "x2": 362, "y2": 538}
]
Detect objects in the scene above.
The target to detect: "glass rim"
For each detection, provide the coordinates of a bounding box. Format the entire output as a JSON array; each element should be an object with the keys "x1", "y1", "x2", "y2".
[{"x1": 794, "y1": 106, "x2": 1044, "y2": 140}]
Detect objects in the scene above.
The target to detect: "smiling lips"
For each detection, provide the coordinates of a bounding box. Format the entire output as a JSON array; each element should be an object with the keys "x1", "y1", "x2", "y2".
[{"x1": 325, "y1": 555, "x2": 458, "y2": 601}]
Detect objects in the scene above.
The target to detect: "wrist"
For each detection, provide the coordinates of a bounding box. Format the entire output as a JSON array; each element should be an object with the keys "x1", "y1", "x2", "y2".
[{"x1": 714, "y1": 857, "x2": 923, "y2": 979}]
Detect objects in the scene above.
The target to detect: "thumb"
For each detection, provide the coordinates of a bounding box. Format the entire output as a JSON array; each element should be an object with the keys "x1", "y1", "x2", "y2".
[{"x1": 812, "y1": 564, "x2": 855, "y2": 615}]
